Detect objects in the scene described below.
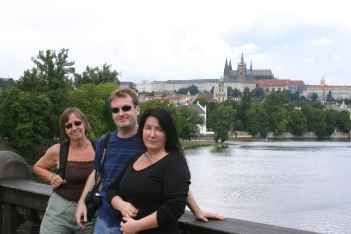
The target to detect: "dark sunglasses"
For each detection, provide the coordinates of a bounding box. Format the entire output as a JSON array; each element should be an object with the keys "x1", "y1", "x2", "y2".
[
  {"x1": 64, "y1": 121, "x2": 82, "y2": 129},
  {"x1": 110, "y1": 105, "x2": 133, "y2": 114}
]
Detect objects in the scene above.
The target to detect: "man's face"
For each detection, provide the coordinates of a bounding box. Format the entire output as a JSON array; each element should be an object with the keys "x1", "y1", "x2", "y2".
[{"x1": 110, "y1": 95, "x2": 140, "y2": 131}]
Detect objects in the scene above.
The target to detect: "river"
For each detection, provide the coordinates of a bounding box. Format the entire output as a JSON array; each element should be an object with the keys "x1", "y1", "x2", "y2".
[
  {"x1": 19, "y1": 139, "x2": 351, "y2": 233},
  {"x1": 185, "y1": 140, "x2": 351, "y2": 234}
]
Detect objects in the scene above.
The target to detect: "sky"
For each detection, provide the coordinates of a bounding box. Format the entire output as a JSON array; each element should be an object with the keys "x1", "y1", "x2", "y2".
[{"x1": 1, "y1": 0, "x2": 351, "y2": 86}]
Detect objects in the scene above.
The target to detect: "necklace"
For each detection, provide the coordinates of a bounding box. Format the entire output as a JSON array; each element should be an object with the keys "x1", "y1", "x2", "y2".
[
  {"x1": 71, "y1": 139, "x2": 89, "y2": 151},
  {"x1": 144, "y1": 153, "x2": 153, "y2": 164}
]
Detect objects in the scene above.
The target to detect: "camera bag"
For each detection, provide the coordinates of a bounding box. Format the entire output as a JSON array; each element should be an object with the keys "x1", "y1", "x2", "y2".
[{"x1": 85, "y1": 132, "x2": 112, "y2": 221}]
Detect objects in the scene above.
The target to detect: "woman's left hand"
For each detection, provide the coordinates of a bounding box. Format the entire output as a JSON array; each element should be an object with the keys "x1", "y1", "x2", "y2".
[{"x1": 120, "y1": 217, "x2": 139, "y2": 234}]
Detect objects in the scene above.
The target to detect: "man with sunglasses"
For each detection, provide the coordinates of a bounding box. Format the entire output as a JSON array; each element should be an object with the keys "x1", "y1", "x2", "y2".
[{"x1": 76, "y1": 87, "x2": 225, "y2": 234}]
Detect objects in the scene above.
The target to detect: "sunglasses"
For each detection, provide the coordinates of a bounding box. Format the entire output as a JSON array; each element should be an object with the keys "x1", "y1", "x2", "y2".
[
  {"x1": 64, "y1": 121, "x2": 82, "y2": 129},
  {"x1": 110, "y1": 105, "x2": 133, "y2": 114}
]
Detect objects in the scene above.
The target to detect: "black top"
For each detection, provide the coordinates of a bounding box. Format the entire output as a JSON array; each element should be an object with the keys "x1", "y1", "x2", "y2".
[{"x1": 106, "y1": 152, "x2": 191, "y2": 233}]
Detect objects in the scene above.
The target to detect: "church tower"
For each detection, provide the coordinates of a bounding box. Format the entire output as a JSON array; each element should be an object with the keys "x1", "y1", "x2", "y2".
[
  {"x1": 223, "y1": 58, "x2": 230, "y2": 79},
  {"x1": 213, "y1": 76, "x2": 227, "y2": 102},
  {"x1": 320, "y1": 75, "x2": 326, "y2": 86},
  {"x1": 237, "y1": 53, "x2": 247, "y2": 82}
]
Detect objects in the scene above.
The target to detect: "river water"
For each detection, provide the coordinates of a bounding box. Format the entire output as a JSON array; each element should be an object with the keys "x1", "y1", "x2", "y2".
[
  {"x1": 18, "y1": 139, "x2": 350, "y2": 233},
  {"x1": 185, "y1": 140, "x2": 351, "y2": 234}
]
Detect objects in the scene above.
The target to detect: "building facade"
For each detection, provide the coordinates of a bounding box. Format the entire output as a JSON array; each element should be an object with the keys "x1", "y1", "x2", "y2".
[
  {"x1": 304, "y1": 76, "x2": 351, "y2": 101},
  {"x1": 223, "y1": 53, "x2": 275, "y2": 81},
  {"x1": 213, "y1": 77, "x2": 227, "y2": 102}
]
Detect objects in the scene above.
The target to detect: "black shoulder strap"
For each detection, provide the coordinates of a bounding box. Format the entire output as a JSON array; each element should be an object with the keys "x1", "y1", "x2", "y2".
[
  {"x1": 59, "y1": 138, "x2": 98, "y2": 180},
  {"x1": 97, "y1": 132, "x2": 112, "y2": 172},
  {"x1": 89, "y1": 138, "x2": 98, "y2": 150},
  {"x1": 93, "y1": 132, "x2": 112, "y2": 190},
  {"x1": 59, "y1": 140, "x2": 70, "y2": 179}
]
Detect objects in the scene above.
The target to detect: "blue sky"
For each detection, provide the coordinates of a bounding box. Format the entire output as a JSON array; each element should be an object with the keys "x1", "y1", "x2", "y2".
[{"x1": 1, "y1": 0, "x2": 350, "y2": 86}]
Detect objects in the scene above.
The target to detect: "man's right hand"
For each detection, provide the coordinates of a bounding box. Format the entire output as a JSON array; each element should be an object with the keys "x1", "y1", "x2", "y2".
[{"x1": 75, "y1": 201, "x2": 88, "y2": 229}]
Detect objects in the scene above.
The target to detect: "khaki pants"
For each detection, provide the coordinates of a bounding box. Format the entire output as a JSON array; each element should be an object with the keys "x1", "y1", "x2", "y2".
[{"x1": 40, "y1": 192, "x2": 95, "y2": 234}]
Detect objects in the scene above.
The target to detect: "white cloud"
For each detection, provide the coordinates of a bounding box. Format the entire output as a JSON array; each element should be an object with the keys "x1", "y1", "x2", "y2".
[
  {"x1": 333, "y1": 54, "x2": 341, "y2": 60},
  {"x1": 303, "y1": 58, "x2": 314, "y2": 63},
  {"x1": 275, "y1": 66, "x2": 283, "y2": 71},
  {"x1": 1, "y1": 0, "x2": 351, "y2": 86},
  {"x1": 312, "y1": 37, "x2": 332, "y2": 46}
]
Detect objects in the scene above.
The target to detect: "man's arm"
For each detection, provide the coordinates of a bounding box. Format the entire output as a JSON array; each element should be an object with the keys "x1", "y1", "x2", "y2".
[
  {"x1": 186, "y1": 190, "x2": 226, "y2": 222},
  {"x1": 75, "y1": 169, "x2": 101, "y2": 229}
]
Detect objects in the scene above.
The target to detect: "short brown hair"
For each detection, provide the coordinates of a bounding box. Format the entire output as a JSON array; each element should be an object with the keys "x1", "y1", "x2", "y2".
[
  {"x1": 109, "y1": 87, "x2": 139, "y2": 107},
  {"x1": 59, "y1": 107, "x2": 91, "y2": 139}
]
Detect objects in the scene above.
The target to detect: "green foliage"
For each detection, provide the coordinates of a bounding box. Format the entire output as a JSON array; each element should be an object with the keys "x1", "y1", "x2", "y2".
[
  {"x1": 311, "y1": 109, "x2": 326, "y2": 137},
  {"x1": 233, "y1": 120, "x2": 244, "y2": 131},
  {"x1": 256, "y1": 106, "x2": 269, "y2": 138},
  {"x1": 239, "y1": 87, "x2": 252, "y2": 129},
  {"x1": 324, "y1": 108, "x2": 338, "y2": 136},
  {"x1": 261, "y1": 92, "x2": 293, "y2": 115},
  {"x1": 326, "y1": 91, "x2": 333, "y2": 103},
  {"x1": 73, "y1": 63, "x2": 121, "y2": 88},
  {"x1": 69, "y1": 84, "x2": 107, "y2": 138},
  {"x1": 0, "y1": 87, "x2": 52, "y2": 147},
  {"x1": 337, "y1": 110, "x2": 351, "y2": 133},
  {"x1": 178, "y1": 106, "x2": 204, "y2": 140},
  {"x1": 310, "y1": 101, "x2": 325, "y2": 110},
  {"x1": 16, "y1": 49, "x2": 74, "y2": 141},
  {"x1": 246, "y1": 108, "x2": 259, "y2": 136},
  {"x1": 251, "y1": 87, "x2": 265, "y2": 101},
  {"x1": 271, "y1": 108, "x2": 289, "y2": 136},
  {"x1": 176, "y1": 84, "x2": 199, "y2": 95},
  {"x1": 228, "y1": 87, "x2": 242, "y2": 97},
  {"x1": 309, "y1": 92, "x2": 318, "y2": 101},
  {"x1": 210, "y1": 105, "x2": 235, "y2": 142},
  {"x1": 288, "y1": 109, "x2": 308, "y2": 136},
  {"x1": 0, "y1": 78, "x2": 16, "y2": 92}
]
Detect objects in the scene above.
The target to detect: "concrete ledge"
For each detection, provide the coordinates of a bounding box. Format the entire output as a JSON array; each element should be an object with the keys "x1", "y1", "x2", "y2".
[{"x1": 178, "y1": 212, "x2": 321, "y2": 234}]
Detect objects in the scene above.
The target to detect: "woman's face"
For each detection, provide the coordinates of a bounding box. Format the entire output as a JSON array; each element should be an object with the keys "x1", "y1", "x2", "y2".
[
  {"x1": 143, "y1": 116, "x2": 166, "y2": 153},
  {"x1": 64, "y1": 113, "x2": 85, "y2": 140}
]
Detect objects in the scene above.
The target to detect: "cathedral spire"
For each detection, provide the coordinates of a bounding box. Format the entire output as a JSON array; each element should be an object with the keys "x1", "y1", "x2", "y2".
[{"x1": 239, "y1": 52, "x2": 246, "y2": 66}]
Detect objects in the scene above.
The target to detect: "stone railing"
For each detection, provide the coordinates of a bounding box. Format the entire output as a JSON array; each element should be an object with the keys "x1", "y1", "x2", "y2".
[{"x1": 0, "y1": 151, "x2": 321, "y2": 234}]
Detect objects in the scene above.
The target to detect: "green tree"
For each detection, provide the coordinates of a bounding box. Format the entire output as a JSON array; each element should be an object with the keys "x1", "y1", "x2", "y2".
[
  {"x1": 326, "y1": 91, "x2": 333, "y2": 103},
  {"x1": 288, "y1": 109, "x2": 308, "y2": 136},
  {"x1": 271, "y1": 107, "x2": 289, "y2": 136},
  {"x1": 178, "y1": 106, "x2": 204, "y2": 141},
  {"x1": 311, "y1": 109, "x2": 326, "y2": 137},
  {"x1": 0, "y1": 78, "x2": 15, "y2": 92},
  {"x1": 73, "y1": 63, "x2": 121, "y2": 88},
  {"x1": 324, "y1": 108, "x2": 338, "y2": 136},
  {"x1": 0, "y1": 87, "x2": 52, "y2": 147},
  {"x1": 205, "y1": 102, "x2": 218, "y2": 131},
  {"x1": 246, "y1": 107, "x2": 259, "y2": 136},
  {"x1": 64, "y1": 82, "x2": 118, "y2": 136},
  {"x1": 301, "y1": 104, "x2": 314, "y2": 131},
  {"x1": 239, "y1": 87, "x2": 252, "y2": 130},
  {"x1": 16, "y1": 48, "x2": 74, "y2": 143},
  {"x1": 310, "y1": 101, "x2": 325, "y2": 110},
  {"x1": 233, "y1": 120, "x2": 244, "y2": 131},
  {"x1": 309, "y1": 92, "x2": 318, "y2": 101},
  {"x1": 337, "y1": 110, "x2": 351, "y2": 133},
  {"x1": 139, "y1": 99, "x2": 179, "y2": 129},
  {"x1": 177, "y1": 84, "x2": 199, "y2": 95},
  {"x1": 257, "y1": 106, "x2": 269, "y2": 138},
  {"x1": 251, "y1": 87, "x2": 265, "y2": 101},
  {"x1": 261, "y1": 92, "x2": 293, "y2": 131},
  {"x1": 209, "y1": 105, "x2": 235, "y2": 142}
]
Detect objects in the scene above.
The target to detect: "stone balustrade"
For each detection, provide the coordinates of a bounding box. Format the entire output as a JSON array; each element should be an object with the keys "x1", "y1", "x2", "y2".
[{"x1": 0, "y1": 151, "x2": 321, "y2": 234}]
